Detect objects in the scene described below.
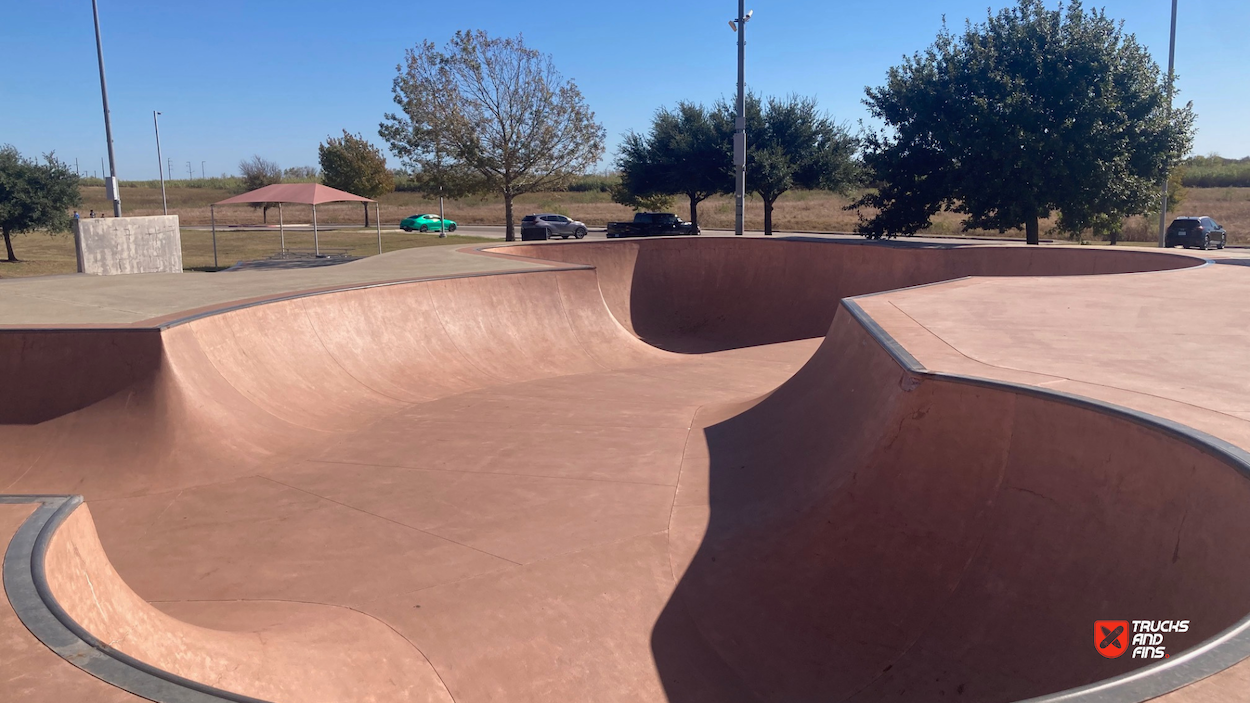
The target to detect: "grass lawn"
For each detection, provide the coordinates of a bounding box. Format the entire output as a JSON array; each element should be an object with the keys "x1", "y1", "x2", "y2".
[{"x1": 0, "y1": 229, "x2": 495, "y2": 278}]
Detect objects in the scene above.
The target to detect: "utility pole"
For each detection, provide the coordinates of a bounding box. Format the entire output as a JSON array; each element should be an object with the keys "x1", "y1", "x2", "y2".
[
  {"x1": 167, "y1": 157, "x2": 173, "y2": 181},
  {"x1": 186, "y1": 161, "x2": 193, "y2": 180},
  {"x1": 1157, "y1": 0, "x2": 1179, "y2": 248},
  {"x1": 730, "y1": 2, "x2": 752, "y2": 236},
  {"x1": 154, "y1": 111, "x2": 167, "y2": 214},
  {"x1": 91, "y1": 0, "x2": 121, "y2": 217}
]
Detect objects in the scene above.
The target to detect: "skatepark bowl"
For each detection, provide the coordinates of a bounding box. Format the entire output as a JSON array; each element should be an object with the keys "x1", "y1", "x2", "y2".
[{"x1": 3, "y1": 236, "x2": 1250, "y2": 703}]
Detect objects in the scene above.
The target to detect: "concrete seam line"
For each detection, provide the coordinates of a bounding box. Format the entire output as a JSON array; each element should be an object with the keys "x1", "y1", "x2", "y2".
[
  {"x1": 2, "y1": 494, "x2": 273, "y2": 703},
  {"x1": 841, "y1": 298, "x2": 1250, "y2": 703}
]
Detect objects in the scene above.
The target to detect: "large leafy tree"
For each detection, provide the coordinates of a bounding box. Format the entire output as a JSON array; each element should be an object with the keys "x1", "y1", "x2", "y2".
[
  {"x1": 854, "y1": 0, "x2": 1195, "y2": 244},
  {"x1": 319, "y1": 130, "x2": 395, "y2": 226},
  {"x1": 716, "y1": 94, "x2": 861, "y2": 236},
  {"x1": 237, "y1": 155, "x2": 282, "y2": 223},
  {"x1": 609, "y1": 140, "x2": 675, "y2": 213},
  {"x1": 615, "y1": 102, "x2": 729, "y2": 227},
  {"x1": 0, "y1": 145, "x2": 81, "y2": 262},
  {"x1": 381, "y1": 30, "x2": 605, "y2": 241}
]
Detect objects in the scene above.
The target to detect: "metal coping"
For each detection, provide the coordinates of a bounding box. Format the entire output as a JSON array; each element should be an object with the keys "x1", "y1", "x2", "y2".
[
  {"x1": 1, "y1": 494, "x2": 272, "y2": 703},
  {"x1": 841, "y1": 296, "x2": 1250, "y2": 703}
]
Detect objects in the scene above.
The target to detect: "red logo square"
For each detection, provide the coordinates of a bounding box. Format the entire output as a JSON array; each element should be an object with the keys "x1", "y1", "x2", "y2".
[{"x1": 1095, "y1": 620, "x2": 1129, "y2": 658}]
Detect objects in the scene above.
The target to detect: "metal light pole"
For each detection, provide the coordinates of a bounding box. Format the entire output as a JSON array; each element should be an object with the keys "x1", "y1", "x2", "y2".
[
  {"x1": 1158, "y1": 0, "x2": 1179, "y2": 248},
  {"x1": 153, "y1": 111, "x2": 168, "y2": 215},
  {"x1": 439, "y1": 187, "x2": 446, "y2": 239},
  {"x1": 730, "y1": 4, "x2": 752, "y2": 235},
  {"x1": 91, "y1": 0, "x2": 121, "y2": 217}
]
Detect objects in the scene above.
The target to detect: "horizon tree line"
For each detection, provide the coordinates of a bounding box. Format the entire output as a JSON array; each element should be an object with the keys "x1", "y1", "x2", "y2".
[{"x1": 0, "y1": 2, "x2": 1201, "y2": 254}]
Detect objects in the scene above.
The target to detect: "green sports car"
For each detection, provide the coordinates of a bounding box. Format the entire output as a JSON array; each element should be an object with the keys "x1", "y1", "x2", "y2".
[{"x1": 400, "y1": 214, "x2": 458, "y2": 233}]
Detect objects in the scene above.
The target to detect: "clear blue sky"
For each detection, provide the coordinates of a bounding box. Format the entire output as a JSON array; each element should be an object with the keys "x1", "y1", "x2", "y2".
[{"x1": 3, "y1": 0, "x2": 1245, "y2": 180}]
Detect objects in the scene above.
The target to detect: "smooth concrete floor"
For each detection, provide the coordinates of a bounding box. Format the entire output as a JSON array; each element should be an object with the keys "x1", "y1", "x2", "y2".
[{"x1": 5, "y1": 238, "x2": 1250, "y2": 702}]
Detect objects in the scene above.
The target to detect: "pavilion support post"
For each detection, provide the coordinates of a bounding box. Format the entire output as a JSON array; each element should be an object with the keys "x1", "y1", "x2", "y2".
[
  {"x1": 278, "y1": 203, "x2": 285, "y2": 256},
  {"x1": 376, "y1": 203, "x2": 382, "y2": 255},
  {"x1": 312, "y1": 204, "x2": 320, "y2": 256},
  {"x1": 210, "y1": 204, "x2": 218, "y2": 270}
]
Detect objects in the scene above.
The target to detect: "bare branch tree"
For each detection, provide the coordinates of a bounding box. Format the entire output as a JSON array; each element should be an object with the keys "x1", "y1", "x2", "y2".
[
  {"x1": 238, "y1": 155, "x2": 282, "y2": 223},
  {"x1": 381, "y1": 31, "x2": 605, "y2": 240}
]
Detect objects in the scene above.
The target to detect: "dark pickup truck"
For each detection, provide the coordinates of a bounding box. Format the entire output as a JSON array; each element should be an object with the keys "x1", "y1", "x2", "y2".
[{"x1": 605, "y1": 212, "x2": 700, "y2": 238}]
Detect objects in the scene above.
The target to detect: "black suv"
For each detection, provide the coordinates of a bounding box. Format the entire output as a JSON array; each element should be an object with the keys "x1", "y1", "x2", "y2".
[{"x1": 1166, "y1": 216, "x2": 1227, "y2": 250}]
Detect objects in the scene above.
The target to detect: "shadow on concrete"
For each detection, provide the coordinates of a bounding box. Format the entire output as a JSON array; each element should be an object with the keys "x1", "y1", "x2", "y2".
[{"x1": 650, "y1": 308, "x2": 1250, "y2": 702}]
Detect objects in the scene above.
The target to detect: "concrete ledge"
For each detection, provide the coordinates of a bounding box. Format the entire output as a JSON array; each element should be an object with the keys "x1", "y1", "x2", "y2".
[{"x1": 74, "y1": 215, "x2": 183, "y2": 275}]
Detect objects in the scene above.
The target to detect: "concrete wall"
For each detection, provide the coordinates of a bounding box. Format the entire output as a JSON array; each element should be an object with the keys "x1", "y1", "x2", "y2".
[{"x1": 74, "y1": 215, "x2": 183, "y2": 275}]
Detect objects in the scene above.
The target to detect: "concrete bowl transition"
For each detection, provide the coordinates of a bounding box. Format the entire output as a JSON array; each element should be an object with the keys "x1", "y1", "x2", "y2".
[{"x1": 1, "y1": 237, "x2": 1249, "y2": 703}]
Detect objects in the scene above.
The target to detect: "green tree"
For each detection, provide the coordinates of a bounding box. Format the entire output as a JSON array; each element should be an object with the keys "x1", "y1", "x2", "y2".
[
  {"x1": 319, "y1": 130, "x2": 395, "y2": 226},
  {"x1": 613, "y1": 132, "x2": 669, "y2": 213},
  {"x1": 381, "y1": 30, "x2": 605, "y2": 241},
  {"x1": 610, "y1": 182, "x2": 674, "y2": 212},
  {"x1": 0, "y1": 146, "x2": 81, "y2": 262},
  {"x1": 614, "y1": 103, "x2": 729, "y2": 227},
  {"x1": 238, "y1": 155, "x2": 282, "y2": 224},
  {"x1": 717, "y1": 94, "x2": 860, "y2": 236},
  {"x1": 854, "y1": 0, "x2": 1195, "y2": 244},
  {"x1": 1149, "y1": 165, "x2": 1188, "y2": 215}
]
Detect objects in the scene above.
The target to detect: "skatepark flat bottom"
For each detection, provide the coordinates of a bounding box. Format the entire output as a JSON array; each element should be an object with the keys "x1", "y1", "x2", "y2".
[{"x1": 2, "y1": 237, "x2": 1250, "y2": 703}]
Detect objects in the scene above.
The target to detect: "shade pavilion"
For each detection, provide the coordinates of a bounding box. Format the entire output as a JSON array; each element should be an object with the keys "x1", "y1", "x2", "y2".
[{"x1": 211, "y1": 183, "x2": 382, "y2": 268}]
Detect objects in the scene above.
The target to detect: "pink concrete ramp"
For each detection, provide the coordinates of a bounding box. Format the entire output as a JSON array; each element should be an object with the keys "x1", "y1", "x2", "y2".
[
  {"x1": 2, "y1": 237, "x2": 1249, "y2": 703},
  {"x1": 43, "y1": 502, "x2": 451, "y2": 702},
  {"x1": 500, "y1": 238, "x2": 1196, "y2": 352},
  {"x1": 655, "y1": 305, "x2": 1250, "y2": 702}
]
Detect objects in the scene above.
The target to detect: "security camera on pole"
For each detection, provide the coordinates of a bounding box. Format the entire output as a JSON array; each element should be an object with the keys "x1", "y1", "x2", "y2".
[{"x1": 729, "y1": 4, "x2": 753, "y2": 236}]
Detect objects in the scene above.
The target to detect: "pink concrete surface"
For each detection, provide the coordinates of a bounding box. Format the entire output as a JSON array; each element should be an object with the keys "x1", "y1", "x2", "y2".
[
  {"x1": 1, "y1": 237, "x2": 1248, "y2": 703},
  {"x1": 44, "y1": 504, "x2": 452, "y2": 702},
  {"x1": 0, "y1": 503, "x2": 144, "y2": 702}
]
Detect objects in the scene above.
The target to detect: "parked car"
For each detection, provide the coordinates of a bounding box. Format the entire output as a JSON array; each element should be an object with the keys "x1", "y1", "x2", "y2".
[
  {"x1": 606, "y1": 212, "x2": 699, "y2": 238},
  {"x1": 519, "y1": 213, "x2": 588, "y2": 240},
  {"x1": 1166, "y1": 216, "x2": 1226, "y2": 250},
  {"x1": 401, "y1": 214, "x2": 457, "y2": 233}
]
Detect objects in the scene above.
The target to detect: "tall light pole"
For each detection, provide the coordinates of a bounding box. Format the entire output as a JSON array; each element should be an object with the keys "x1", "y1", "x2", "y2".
[
  {"x1": 729, "y1": 4, "x2": 753, "y2": 236},
  {"x1": 153, "y1": 111, "x2": 167, "y2": 215},
  {"x1": 91, "y1": 0, "x2": 121, "y2": 217},
  {"x1": 1157, "y1": 0, "x2": 1179, "y2": 248}
]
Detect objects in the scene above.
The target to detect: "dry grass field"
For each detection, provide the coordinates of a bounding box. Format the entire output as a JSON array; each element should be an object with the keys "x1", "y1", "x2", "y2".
[
  {"x1": 5, "y1": 184, "x2": 1243, "y2": 279},
  {"x1": 76, "y1": 184, "x2": 1250, "y2": 243}
]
